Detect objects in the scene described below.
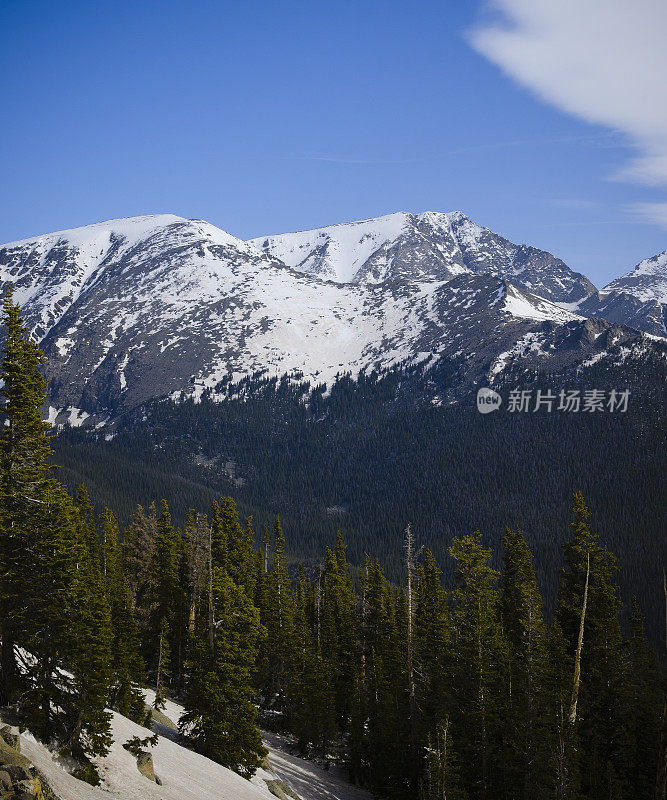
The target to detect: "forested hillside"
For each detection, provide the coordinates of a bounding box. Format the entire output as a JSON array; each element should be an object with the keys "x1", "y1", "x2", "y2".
[
  {"x1": 1, "y1": 290, "x2": 665, "y2": 800},
  {"x1": 53, "y1": 350, "x2": 667, "y2": 644}
]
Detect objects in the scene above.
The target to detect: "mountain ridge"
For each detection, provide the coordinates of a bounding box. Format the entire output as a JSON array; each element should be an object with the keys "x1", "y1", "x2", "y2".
[
  {"x1": 0, "y1": 211, "x2": 664, "y2": 425},
  {"x1": 248, "y1": 209, "x2": 597, "y2": 302}
]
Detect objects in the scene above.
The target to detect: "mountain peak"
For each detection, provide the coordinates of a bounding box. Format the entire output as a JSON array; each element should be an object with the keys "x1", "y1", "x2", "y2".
[
  {"x1": 2, "y1": 214, "x2": 187, "y2": 250},
  {"x1": 603, "y1": 250, "x2": 667, "y2": 305},
  {"x1": 0, "y1": 212, "x2": 662, "y2": 423},
  {"x1": 249, "y1": 211, "x2": 594, "y2": 301}
]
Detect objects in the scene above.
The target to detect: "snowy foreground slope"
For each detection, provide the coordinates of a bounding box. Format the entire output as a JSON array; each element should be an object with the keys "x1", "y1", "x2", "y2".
[
  {"x1": 19, "y1": 692, "x2": 370, "y2": 800},
  {"x1": 0, "y1": 213, "x2": 664, "y2": 423}
]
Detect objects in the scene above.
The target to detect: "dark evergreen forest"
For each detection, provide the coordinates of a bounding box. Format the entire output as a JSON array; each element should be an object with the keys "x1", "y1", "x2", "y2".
[
  {"x1": 53, "y1": 353, "x2": 666, "y2": 644},
  {"x1": 1, "y1": 290, "x2": 665, "y2": 800}
]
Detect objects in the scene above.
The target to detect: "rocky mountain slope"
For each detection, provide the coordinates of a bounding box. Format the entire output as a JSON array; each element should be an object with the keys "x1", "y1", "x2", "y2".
[
  {"x1": 249, "y1": 211, "x2": 596, "y2": 302},
  {"x1": 0, "y1": 213, "x2": 664, "y2": 425},
  {"x1": 605, "y1": 249, "x2": 667, "y2": 304},
  {"x1": 576, "y1": 250, "x2": 667, "y2": 336}
]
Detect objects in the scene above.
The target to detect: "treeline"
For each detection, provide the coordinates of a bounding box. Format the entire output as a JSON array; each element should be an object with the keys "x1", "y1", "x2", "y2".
[
  {"x1": 53, "y1": 346, "x2": 667, "y2": 645},
  {"x1": 0, "y1": 289, "x2": 665, "y2": 799}
]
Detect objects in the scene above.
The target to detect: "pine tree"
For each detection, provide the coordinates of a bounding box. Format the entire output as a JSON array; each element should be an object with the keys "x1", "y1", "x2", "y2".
[
  {"x1": 154, "y1": 617, "x2": 171, "y2": 711},
  {"x1": 287, "y1": 564, "x2": 336, "y2": 755},
  {"x1": 147, "y1": 499, "x2": 182, "y2": 688},
  {"x1": 123, "y1": 502, "x2": 157, "y2": 609},
  {"x1": 362, "y1": 560, "x2": 411, "y2": 797},
  {"x1": 448, "y1": 533, "x2": 504, "y2": 800},
  {"x1": 625, "y1": 599, "x2": 662, "y2": 800},
  {"x1": 0, "y1": 285, "x2": 55, "y2": 701},
  {"x1": 75, "y1": 485, "x2": 100, "y2": 569},
  {"x1": 500, "y1": 527, "x2": 550, "y2": 800},
  {"x1": 211, "y1": 498, "x2": 256, "y2": 595},
  {"x1": 320, "y1": 532, "x2": 357, "y2": 731},
  {"x1": 554, "y1": 494, "x2": 632, "y2": 799},
  {"x1": 0, "y1": 289, "x2": 113, "y2": 778},
  {"x1": 258, "y1": 516, "x2": 294, "y2": 707},
  {"x1": 64, "y1": 498, "x2": 114, "y2": 782},
  {"x1": 180, "y1": 504, "x2": 266, "y2": 776},
  {"x1": 99, "y1": 508, "x2": 145, "y2": 720},
  {"x1": 546, "y1": 619, "x2": 582, "y2": 800},
  {"x1": 420, "y1": 717, "x2": 467, "y2": 800},
  {"x1": 183, "y1": 511, "x2": 210, "y2": 635},
  {"x1": 415, "y1": 550, "x2": 453, "y2": 749}
]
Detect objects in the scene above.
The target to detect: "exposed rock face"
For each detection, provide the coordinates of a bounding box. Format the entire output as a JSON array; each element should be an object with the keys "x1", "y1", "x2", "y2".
[
  {"x1": 264, "y1": 777, "x2": 301, "y2": 800},
  {"x1": 0, "y1": 214, "x2": 663, "y2": 425},
  {"x1": 249, "y1": 210, "x2": 596, "y2": 302},
  {"x1": 579, "y1": 290, "x2": 666, "y2": 337},
  {"x1": 136, "y1": 750, "x2": 157, "y2": 782},
  {"x1": 150, "y1": 707, "x2": 178, "y2": 732},
  {"x1": 0, "y1": 727, "x2": 20, "y2": 754},
  {"x1": 577, "y1": 250, "x2": 667, "y2": 337},
  {"x1": 0, "y1": 727, "x2": 55, "y2": 800},
  {"x1": 604, "y1": 250, "x2": 667, "y2": 305}
]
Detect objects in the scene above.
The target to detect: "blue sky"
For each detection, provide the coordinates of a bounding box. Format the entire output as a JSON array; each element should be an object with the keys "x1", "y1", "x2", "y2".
[{"x1": 1, "y1": 0, "x2": 665, "y2": 287}]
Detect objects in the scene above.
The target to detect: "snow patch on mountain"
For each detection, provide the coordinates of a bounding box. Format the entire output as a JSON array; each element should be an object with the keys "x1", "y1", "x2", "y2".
[
  {"x1": 249, "y1": 210, "x2": 596, "y2": 303},
  {"x1": 603, "y1": 250, "x2": 667, "y2": 304},
  {"x1": 249, "y1": 212, "x2": 411, "y2": 283},
  {"x1": 18, "y1": 688, "x2": 371, "y2": 800},
  {"x1": 0, "y1": 213, "x2": 661, "y2": 422},
  {"x1": 503, "y1": 284, "x2": 582, "y2": 322}
]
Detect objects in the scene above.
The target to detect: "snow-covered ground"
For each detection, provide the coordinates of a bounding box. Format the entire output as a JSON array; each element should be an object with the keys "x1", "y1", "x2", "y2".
[
  {"x1": 22, "y1": 710, "x2": 271, "y2": 800},
  {"x1": 262, "y1": 732, "x2": 371, "y2": 800},
  {"x1": 17, "y1": 691, "x2": 371, "y2": 800},
  {"x1": 143, "y1": 689, "x2": 371, "y2": 800}
]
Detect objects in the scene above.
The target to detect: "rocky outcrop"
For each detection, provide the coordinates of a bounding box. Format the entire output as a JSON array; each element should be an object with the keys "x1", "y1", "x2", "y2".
[
  {"x1": 150, "y1": 707, "x2": 178, "y2": 732},
  {"x1": 136, "y1": 751, "x2": 156, "y2": 783},
  {"x1": 264, "y1": 777, "x2": 301, "y2": 800},
  {"x1": 0, "y1": 726, "x2": 58, "y2": 800}
]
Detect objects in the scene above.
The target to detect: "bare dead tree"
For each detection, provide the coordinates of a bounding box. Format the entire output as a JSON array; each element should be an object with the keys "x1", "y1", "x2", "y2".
[{"x1": 569, "y1": 553, "x2": 590, "y2": 725}]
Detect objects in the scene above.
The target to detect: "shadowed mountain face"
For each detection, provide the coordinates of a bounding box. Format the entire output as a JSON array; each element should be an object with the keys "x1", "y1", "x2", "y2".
[
  {"x1": 576, "y1": 250, "x2": 667, "y2": 337},
  {"x1": 0, "y1": 213, "x2": 663, "y2": 425}
]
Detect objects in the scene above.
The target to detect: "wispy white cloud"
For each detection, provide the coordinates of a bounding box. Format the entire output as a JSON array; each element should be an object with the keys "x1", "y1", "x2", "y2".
[
  {"x1": 627, "y1": 202, "x2": 667, "y2": 229},
  {"x1": 547, "y1": 199, "x2": 600, "y2": 211},
  {"x1": 293, "y1": 132, "x2": 614, "y2": 165},
  {"x1": 469, "y1": 0, "x2": 667, "y2": 187}
]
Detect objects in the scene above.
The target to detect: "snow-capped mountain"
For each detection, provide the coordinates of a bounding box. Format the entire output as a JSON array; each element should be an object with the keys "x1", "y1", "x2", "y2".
[
  {"x1": 0, "y1": 213, "x2": 663, "y2": 424},
  {"x1": 249, "y1": 211, "x2": 596, "y2": 303},
  {"x1": 604, "y1": 250, "x2": 667, "y2": 304},
  {"x1": 576, "y1": 250, "x2": 667, "y2": 336}
]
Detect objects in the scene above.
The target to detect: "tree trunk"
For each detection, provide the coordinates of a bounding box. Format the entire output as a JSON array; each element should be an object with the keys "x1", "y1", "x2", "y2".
[
  {"x1": 569, "y1": 553, "x2": 589, "y2": 725},
  {"x1": 0, "y1": 618, "x2": 16, "y2": 706}
]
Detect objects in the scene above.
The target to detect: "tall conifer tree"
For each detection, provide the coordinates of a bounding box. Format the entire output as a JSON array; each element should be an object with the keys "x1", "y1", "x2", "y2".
[
  {"x1": 555, "y1": 494, "x2": 632, "y2": 799},
  {"x1": 448, "y1": 533, "x2": 504, "y2": 800},
  {"x1": 500, "y1": 527, "x2": 550, "y2": 800},
  {"x1": 0, "y1": 289, "x2": 113, "y2": 779}
]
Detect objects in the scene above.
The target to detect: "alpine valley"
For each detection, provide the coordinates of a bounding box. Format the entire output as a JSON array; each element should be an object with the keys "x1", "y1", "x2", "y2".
[{"x1": 1, "y1": 211, "x2": 666, "y2": 635}]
